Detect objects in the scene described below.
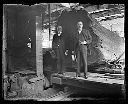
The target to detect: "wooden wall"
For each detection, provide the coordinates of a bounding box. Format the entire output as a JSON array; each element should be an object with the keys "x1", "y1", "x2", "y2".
[{"x1": 4, "y1": 5, "x2": 45, "y2": 73}]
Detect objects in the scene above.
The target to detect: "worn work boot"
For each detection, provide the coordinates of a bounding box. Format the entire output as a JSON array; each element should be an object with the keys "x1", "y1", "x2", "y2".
[
  {"x1": 84, "y1": 76, "x2": 88, "y2": 79},
  {"x1": 76, "y1": 73, "x2": 81, "y2": 77},
  {"x1": 84, "y1": 73, "x2": 88, "y2": 79}
]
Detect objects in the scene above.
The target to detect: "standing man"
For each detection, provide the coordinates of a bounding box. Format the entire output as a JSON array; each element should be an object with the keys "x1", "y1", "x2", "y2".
[
  {"x1": 72, "y1": 21, "x2": 92, "y2": 79},
  {"x1": 52, "y1": 26, "x2": 66, "y2": 75}
]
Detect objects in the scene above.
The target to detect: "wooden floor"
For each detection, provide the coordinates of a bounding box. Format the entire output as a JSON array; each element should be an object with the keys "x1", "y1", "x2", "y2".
[
  {"x1": 52, "y1": 72, "x2": 124, "y2": 85},
  {"x1": 51, "y1": 72, "x2": 124, "y2": 97}
]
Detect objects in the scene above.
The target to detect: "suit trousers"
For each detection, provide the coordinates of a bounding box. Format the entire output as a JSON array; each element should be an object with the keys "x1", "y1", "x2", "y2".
[
  {"x1": 56, "y1": 48, "x2": 65, "y2": 73},
  {"x1": 76, "y1": 45, "x2": 88, "y2": 76}
]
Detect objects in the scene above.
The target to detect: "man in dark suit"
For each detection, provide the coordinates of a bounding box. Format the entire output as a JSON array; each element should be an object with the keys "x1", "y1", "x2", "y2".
[
  {"x1": 72, "y1": 21, "x2": 92, "y2": 79},
  {"x1": 52, "y1": 26, "x2": 66, "y2": 75}
]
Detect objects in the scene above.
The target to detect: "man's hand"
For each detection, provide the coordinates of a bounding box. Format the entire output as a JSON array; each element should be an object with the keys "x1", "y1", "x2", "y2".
[
  {"x1": 72, "y1": 51, "x2": 75, "y2": 55},
  {"x1": 72, "y1": 55, "x2": 75, "y2": 61},
  {"x1": 79, "y1": 41, "x2": 87, "y2": 45},
  {"x1": 65, "y1": 50, "x2": 68, "y2": 56}
]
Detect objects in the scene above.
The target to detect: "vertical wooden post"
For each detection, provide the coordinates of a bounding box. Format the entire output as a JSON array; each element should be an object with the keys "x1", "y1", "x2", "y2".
[
  {"x1": 3, "y1": 5, "x2": 7, "y2": 76},
  {"x1": 36, "y1": 16, "x2": 43, "y2": 78},
  {"x1": 48, "y1": 3, "x2": 51, "y2": 41}
]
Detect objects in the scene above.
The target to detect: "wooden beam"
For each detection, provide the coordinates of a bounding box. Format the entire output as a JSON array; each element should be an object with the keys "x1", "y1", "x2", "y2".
[
  {"x1": 48, "y1": 3, "x2": 51, "y2": 41},
  {"x1": 36, "y1": 16, "x2": 43, "y2": 77},
  {"x1": 3, "y1": 5, "x2": 7, "y2": 76},
  {"x1": 95, "y1": 13, "x2": 124, "y2": 21},
  {"x1": 51, "y1": 72, "x2": 123, "y2": 97}
]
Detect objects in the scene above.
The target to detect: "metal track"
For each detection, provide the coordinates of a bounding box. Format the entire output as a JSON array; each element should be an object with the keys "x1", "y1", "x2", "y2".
[
  {"x1": 45, "y1": 91, "x2": 73, "y2": 101},
  {"x1": 37, "y1": 87, "x2": 73, "y2": 101}
]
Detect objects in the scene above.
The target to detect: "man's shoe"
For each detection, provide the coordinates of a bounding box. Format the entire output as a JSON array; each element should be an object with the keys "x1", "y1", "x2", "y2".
[
  {"x1": 84, "y1": 76, "x2": 88, "y2": 79},
  {"x1": 76, "y1": 74, "x2": 82, "y2": 77}
]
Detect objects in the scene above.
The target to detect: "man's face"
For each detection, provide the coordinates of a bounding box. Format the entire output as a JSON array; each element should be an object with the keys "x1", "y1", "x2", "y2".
[
  {"x1": 57, "y1": 26, "x2": 62, "y2": 33},
  {"x1": 77, "y1": 22, "x2": 83, "y2": 30}
]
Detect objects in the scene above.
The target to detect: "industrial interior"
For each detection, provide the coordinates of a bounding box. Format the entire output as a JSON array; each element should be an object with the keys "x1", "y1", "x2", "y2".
[{"x1": 3, "y1": 3, "x2": 125, "y2": 101}]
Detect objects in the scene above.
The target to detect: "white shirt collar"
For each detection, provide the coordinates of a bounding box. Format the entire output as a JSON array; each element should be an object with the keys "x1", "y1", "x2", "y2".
[
  {"x1": 58, "y1": 32, "x2": 62, "y2": 36},
  {"x1": 78, "y1": 30, "x2": 82, "y2": 34}
]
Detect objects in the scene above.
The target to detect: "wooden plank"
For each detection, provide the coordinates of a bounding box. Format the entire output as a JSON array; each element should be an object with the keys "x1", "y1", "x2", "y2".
[
  {"x1": 52, "y1": 72, "x2": 124, "y2": 85},
  {"x1": 36, "y1": 16, "x2": 43, "y2": 77},
  {"x1": 51, "y1": 72, "x2": 124, "y2": 97},
  {"x1": 3, "y1": 6, "x2": 7, "y2": 76},
  {"x1": 61, "y1": 78, "x2": 123, "y2": 97}
]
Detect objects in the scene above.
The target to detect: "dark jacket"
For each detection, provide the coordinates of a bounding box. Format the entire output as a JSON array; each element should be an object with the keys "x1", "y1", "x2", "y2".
[
  {"x1": 72, "y1": 29, "x2": 92, "y2": 53},
  {"x1": 52, "y1": 33, "x2": 65, "y2": 55}
]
